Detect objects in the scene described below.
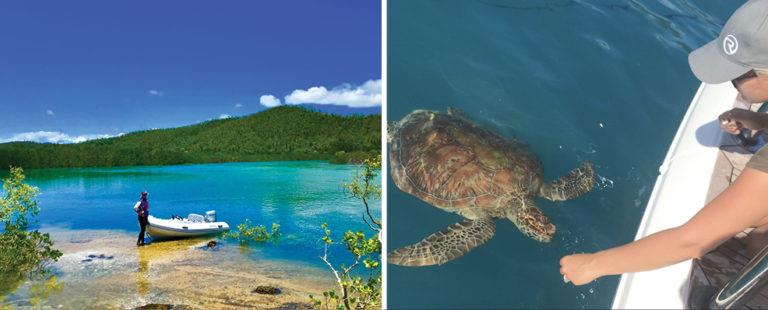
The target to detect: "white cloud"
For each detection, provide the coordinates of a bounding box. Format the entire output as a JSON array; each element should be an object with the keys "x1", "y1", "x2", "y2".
[
  {"x1": 284, "y1": 79, "x2": 381, "y2": 107},
  {"x1": 1, "y1": 131, "x2": 115, "y2": 144},
  {"x1": 46, "y1": 109, "x2": 55, "y2": 116},
  {"x1": 234, "y1": 103, "x2": 243, "y2": 109},
  {"x1": 219, "y1": 114, "x2": 232, "y2": 119},
  {"x1": 259, "y1": 95, "x2": 282, "y2": 107},
  {"x1": 148, "y1": 89, "x2": 163, "y2": 96}
]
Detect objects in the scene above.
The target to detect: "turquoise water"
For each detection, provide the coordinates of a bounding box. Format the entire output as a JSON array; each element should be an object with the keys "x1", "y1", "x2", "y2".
[
  {"x1": 23, "y1": 161, "x2": 380, "y2": 268},
  {"x1": 388, "y1": 0, "x2": 741, "y2": 308}
]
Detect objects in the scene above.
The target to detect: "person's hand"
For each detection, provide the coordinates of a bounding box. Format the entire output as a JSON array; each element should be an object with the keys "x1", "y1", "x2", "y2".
[
  {"x1": 560, "y1": 253, "x2": 600, "y2": 286},
  {"x1": 719, "y1": 109, "x2": 746, "y2": 134}
]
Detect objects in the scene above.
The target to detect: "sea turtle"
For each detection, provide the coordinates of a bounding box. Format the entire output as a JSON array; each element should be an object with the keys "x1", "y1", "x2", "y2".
[{"x1": 388, "y1": 108, "x2": 595, "y2": 267}]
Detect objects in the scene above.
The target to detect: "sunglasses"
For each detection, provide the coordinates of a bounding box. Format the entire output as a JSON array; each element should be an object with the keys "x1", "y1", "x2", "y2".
[{"x1": 732, "y1": 69, "x2": 758, "y2": 88}]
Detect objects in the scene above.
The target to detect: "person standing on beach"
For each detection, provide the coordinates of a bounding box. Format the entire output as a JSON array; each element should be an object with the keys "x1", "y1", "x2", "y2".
[
  {"x1": 560, "y1": 0, "x2": 768, "y2": 285},
  {"x1": 135, "y1": 191, "x2": 150, "y2": 246}
]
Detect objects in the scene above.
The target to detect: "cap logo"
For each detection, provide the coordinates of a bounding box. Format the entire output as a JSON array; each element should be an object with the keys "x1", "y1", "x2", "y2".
[{"x1": 723, "y1": 34, "x2": 738, "y2": 55}]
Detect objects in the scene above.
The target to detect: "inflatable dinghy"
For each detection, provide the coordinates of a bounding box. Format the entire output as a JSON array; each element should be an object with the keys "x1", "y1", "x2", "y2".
[{"x1": 147, "y1": 210, "x2": 230, "y2": 239}]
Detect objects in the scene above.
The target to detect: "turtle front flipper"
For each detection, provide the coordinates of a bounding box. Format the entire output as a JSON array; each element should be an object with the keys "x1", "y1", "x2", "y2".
[
  {"x1": 388, "y1": 218, "x2": 495, "y2": 267},
  {"x1": 506, "y1": 204, "x2": 555, "y2": 243},
  {"x1": 538, "y1": 161, "x2": 595, "y2": 201}
]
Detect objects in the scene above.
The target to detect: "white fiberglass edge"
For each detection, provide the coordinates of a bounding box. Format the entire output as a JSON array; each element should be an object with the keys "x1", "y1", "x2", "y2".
[{"x1": 611, "y1": 82, "x2": 738, "y2": 309}]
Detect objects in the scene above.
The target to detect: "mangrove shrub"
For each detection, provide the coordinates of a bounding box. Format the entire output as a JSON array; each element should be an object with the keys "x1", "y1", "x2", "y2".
[
  {"x1": 0, "y1": 167, "x2": 62, "y2": 298},
  {"x1": 311, "y1": 156, "x2": 382, "y2": 310}
]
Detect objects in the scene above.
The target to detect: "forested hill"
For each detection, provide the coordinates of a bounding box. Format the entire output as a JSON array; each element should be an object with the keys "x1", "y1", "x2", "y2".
[{"x1": 0, "y1": 106, "x2": 381, "y2": 169}]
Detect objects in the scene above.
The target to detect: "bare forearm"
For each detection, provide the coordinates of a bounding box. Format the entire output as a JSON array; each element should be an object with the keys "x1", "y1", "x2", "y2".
[
  {"x1": 562, "y1": 169, "x2": 768, "y2": 285},
  {"x1": 590, "y1": 227, "x2": 709, "y2": 277}
]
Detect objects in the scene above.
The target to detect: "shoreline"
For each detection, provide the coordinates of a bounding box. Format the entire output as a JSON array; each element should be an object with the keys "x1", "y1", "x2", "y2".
[
  {"x1": 3, "y1": 228, "x2": 334, "y2": 309},
  {"x1": 1, "y1": 159, "x2": 370, "y2": 175}
]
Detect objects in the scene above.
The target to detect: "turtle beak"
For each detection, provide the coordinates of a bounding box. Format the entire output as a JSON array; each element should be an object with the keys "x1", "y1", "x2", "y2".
[
  {"x1": 516, "y1": 207, "x2": 556, "y2": 243},
  {"x1": 541, "y1": 223, "x2": 556, "y2": 243}
]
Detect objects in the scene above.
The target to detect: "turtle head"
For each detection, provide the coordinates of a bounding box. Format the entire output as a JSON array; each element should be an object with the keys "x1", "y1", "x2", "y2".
[{"x1": 511, "y1": 206, "x2": 555, "y2": 243}]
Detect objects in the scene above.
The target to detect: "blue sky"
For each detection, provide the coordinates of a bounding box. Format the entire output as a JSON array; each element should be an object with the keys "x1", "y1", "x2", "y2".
[{"x1": 0, "y1": 1, "x2": 381, "y2": 143}]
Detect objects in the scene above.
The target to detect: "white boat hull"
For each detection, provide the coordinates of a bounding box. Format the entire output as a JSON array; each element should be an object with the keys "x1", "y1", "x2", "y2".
[
  {"x1": 147, "y1": 215, "x2": 230, "y2": 239},
  {"x1": 612, "y1": 82, "x2": 739, "y2": 308}
]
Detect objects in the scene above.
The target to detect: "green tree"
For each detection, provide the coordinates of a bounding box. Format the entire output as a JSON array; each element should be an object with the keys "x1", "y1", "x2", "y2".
[
  {"x1": 343, "y1": 156, "x2": 382, "y2": 232},
  {"x1": 0, "y1": 167, "x2": 62, "y2": 302},
  {"x1": 311, "y1": 156, "x2": 382, "y2": 310}
]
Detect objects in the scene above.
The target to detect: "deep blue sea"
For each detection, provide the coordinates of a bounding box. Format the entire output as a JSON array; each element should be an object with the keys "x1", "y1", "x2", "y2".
[
  {"x1": 387, "y1": 0, "x2": 742, "y2": 308},
  {"x1": 23, "y1": 161, "x2": 380, "y2": 269}
]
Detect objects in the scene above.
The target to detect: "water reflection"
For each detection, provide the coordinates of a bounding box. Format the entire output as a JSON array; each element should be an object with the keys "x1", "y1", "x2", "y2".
[
  {"x1": 28, "y1": 276, "x2": 63, "y2": 307},
  {"x1": 137, "y1": 247, "x2": 150, "y2": 297},
  {"x1": 133, "y1": 237, "x2": 213, "y2": 298}
]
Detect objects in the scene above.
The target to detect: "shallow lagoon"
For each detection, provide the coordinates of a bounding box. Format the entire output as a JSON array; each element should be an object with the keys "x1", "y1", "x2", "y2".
[{"x1": 2, "y1": 161, "x2": 380, "y2": 308}]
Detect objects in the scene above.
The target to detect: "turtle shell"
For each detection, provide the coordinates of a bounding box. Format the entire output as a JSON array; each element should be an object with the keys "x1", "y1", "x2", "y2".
[{"x1": 390, "y1": 110, "x2": 543, "y2": 211}]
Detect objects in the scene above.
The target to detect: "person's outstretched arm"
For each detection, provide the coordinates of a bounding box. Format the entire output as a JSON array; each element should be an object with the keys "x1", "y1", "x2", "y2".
[{"x1": 560, "y1": 168, "x2": 768, "y2": 285}]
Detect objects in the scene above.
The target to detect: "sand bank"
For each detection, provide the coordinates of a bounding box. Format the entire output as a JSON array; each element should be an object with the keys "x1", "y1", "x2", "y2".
[{"x1": 3, "y1": 228, "x2": 333, "y2": 309}]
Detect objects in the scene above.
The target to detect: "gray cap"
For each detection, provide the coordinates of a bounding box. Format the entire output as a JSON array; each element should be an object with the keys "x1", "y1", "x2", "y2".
[{"x1": 689, "y1": 0, "x2": 768, "y2": 84}]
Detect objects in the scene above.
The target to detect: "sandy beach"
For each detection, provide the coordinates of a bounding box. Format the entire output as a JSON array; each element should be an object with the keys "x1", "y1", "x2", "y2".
[{"x1": 3, "y1": 228, "x2": 333, "y2": 309}]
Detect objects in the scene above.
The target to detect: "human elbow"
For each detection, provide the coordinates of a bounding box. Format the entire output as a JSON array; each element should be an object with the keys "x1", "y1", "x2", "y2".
[
  {"x1": 688, "y1": 244, "x2": 713, "y2": 260},
  {"x1": 675, "y1": 227, "x2": 716, "y2": 260}
]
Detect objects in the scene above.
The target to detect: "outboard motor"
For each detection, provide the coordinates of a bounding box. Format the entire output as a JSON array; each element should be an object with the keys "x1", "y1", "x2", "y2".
[{"x1": 205, "y1": 210, "x2": 217, "y2": 223}]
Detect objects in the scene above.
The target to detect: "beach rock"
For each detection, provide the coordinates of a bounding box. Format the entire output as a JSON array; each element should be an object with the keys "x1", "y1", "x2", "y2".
[
  {"x1": 252, "y1": 285, "x2": 281, "y2": 295},
  {"x1": 207, "y1": 240, "x2": 217, "y2": 248},
  {"x1": 82, "y1": 253, "x2": 113, "y2": 262}
]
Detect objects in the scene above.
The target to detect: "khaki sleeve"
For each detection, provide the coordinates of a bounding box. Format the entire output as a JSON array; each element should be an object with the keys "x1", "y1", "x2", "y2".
[{"x1": 746, "y1": 144, "x2": 768, "y2": 173}]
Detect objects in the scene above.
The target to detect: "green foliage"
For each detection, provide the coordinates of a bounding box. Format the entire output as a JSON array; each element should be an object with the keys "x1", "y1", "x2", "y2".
[
  {"x1": 224, "y1": 219, "x2": 281, "y2": 245},
  {"x1": 343, "y1": 156, "x2": 382, "y2": 230},
  {"x1": 1, "y1": 167, "x2": 40, "y2": 231},
  {"x1": 312, "y1": 224, "x2": 381, "y2": 310},
  {"x1": 313, "y1": 155, "x2": 382, "y2": 310},
  {"x1": 0, "y1": 167, "x2": 62, "y2": 299},
  {"x1": 0, "y1": 106, "x2": 381, "y2": 169}
]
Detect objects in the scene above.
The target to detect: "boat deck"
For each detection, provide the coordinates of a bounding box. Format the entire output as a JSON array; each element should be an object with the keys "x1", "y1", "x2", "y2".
[{"x1": 689, "y1": 103, "x2": 768, "y2": 309}]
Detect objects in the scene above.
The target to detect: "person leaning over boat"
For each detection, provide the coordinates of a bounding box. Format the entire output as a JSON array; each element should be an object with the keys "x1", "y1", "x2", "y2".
[
  {"x1": 560, "y1": 0, "x2": 768, "y2": 285},
  {"x1": 134, "y1": 191, "x2": 150, "y2": 246}
]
